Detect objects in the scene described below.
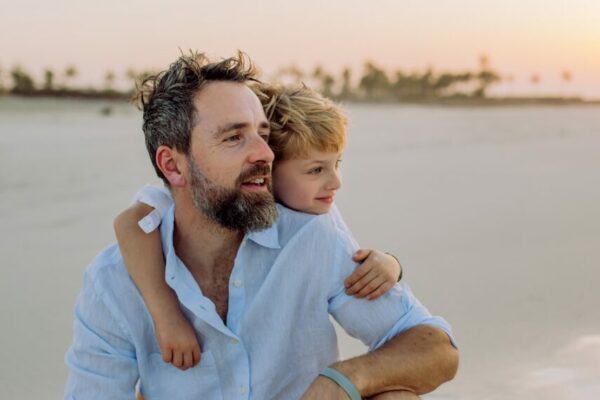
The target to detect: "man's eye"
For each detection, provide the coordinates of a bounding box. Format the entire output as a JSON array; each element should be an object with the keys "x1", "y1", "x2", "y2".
[
  {"x1": 260, "y1": 133, "x2": 270, "y2": 142},
  {"x1": 335, "y1": 159, "x2": 342, "y2": 168},
  {"x1": 224, "y1": 134, "x2": 241, "y2": 143},
  {"x1": 308, "y1": 167, "x2": 323, "y2": 175}
]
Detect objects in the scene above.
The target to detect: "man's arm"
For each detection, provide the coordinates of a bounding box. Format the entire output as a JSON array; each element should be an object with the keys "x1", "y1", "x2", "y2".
[
  {"x1": 301, "y1": 222, "x2": 458, "y2": 399},
  {"x1": 65, "y1": 267, "x2": 139, "y2": 399},
  {"x1": 301, "y1": 325, "x2": 458, "y2": 399}
]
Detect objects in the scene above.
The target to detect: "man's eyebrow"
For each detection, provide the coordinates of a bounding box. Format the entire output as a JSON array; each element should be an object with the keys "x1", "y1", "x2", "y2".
[
  {"x1": 213, "y1": 122, "x2": 248, "y2": 138},
  {"x1": 259, "y1": 121, "x2": 270, "y2": 132},
  {"x1": 213, "y1": 121, "x2": 270, "y2": 139}
]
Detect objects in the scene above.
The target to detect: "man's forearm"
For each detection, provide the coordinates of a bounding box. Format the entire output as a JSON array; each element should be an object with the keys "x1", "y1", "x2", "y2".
[{"x1": 332, "y1": 325, "x2": 458, "y2": 397}]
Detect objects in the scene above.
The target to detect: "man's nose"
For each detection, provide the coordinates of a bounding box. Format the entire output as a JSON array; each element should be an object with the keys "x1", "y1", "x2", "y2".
[{"x1": 248, "y1": 133, "x2": 274, "y2": 165}]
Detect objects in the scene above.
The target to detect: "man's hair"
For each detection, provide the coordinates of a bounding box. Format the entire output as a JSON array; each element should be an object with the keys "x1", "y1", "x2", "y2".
[
  {"x1": 136, "y1": 51, "x2": 259, "y2": 183},
  {"x1": 254, "y1": 83, "x2": 347, "y2": 162}
]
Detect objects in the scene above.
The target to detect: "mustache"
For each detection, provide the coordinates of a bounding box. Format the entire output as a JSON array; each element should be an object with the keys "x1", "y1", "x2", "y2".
[{"x1": 236, "y1": 163, "x2": 272, "y2": 185}]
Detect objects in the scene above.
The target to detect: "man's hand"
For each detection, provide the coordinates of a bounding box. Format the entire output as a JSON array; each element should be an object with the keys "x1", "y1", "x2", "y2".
[{"x1": 300, "y1": 375, "x2": 352, "y2": 400}]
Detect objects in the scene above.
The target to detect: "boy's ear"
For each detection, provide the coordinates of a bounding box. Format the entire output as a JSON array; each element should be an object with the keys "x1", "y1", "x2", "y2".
[{"x1": 155, "y1": 145, "x2": 186, "y2": 187}]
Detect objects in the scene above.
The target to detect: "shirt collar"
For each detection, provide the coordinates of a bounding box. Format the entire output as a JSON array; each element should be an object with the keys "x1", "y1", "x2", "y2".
[
  {"x1": 160, "y1": 205, "x2": 281, "y2": 256},
  {"x1": 245, "y1": 221, "x2": 281, "y2": 249}
]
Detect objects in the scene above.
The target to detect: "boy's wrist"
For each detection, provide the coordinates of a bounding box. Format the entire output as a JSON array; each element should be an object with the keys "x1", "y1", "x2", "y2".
[{"x1": 385, "y1": 252, "x2": 403, "y2": 281}]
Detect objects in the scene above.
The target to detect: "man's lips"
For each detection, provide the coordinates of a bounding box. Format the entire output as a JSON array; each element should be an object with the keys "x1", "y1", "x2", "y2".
[{"x1": 240, "y1": 176, "x2": 269, "y2": 191}]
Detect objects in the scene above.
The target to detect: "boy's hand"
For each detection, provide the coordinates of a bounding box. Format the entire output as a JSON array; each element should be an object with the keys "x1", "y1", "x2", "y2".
[
  {"x1": 155, "y1": 313, "x2": 201, "y2": 370},
  {"x1": 344, "y1": 249, "x2": 402, "y2": 300}
]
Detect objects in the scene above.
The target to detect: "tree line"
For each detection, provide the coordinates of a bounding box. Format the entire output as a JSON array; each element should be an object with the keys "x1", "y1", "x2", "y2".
[{"x1": 0, "y1": 56, "x2": 576, "y2": 103}]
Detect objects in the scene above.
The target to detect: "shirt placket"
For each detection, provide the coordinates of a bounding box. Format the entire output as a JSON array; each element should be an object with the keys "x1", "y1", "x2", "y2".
[{"x1": 227, "y1": 237, "x2": 251, "y2": 399}]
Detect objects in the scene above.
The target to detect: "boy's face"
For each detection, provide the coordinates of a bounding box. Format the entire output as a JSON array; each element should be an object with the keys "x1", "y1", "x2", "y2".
[{"x1": 272, "y1": 149, "x2": 343, "y2": 215}]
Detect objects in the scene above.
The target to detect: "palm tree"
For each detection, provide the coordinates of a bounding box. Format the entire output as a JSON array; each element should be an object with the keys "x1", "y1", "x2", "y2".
[
  {"x1": 104, "y1": 70, "x2": 116, "y2": 91},
  {"x1": 473, "y1": 55, "x2": 500, "y2": 98},
  {"x1": 312, "y1": 65, "x2": 336, "y2": 98},
  {"x1": 63, "y1": 65, "x2": 78, "y2": 89},
  {"x1": 43, "y1": 68, "x2": 55, "y2": 91},
  {"x1": 359, "y1": 61, "x2": 390, "y2": 101},
  {"x1": 10, "y1": 65, "x2": 35, "y2": 93},
  {"x1": 339, "y1": 67, "x2": 352, "y2": 100}
]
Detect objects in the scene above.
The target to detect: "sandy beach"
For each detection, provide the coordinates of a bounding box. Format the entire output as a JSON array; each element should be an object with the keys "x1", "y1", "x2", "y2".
[{"x1": 1, "y1": 97, "x2": 599, "y2": 399}]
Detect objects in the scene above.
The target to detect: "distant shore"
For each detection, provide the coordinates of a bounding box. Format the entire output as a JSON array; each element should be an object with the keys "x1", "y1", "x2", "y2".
[{"x1": 2, "y1": 92, "x2": 599, "y2": 107}]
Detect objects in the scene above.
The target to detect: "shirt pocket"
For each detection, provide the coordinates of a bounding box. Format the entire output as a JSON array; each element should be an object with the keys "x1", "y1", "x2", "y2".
[{"x1": 141, "y1": 351, "x2": 223, "y2": 400}]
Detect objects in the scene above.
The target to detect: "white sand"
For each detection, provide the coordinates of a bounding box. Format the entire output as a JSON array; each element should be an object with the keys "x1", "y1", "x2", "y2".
[{"x1": 1, "y1": 98, "x2": 599, "y2": 399}]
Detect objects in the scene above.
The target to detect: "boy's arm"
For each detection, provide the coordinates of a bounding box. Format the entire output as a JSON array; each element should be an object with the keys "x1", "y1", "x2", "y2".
[
  {"x1": 114, "y1": 203, "x2": 200, "y2": 369},
  {"x1": 345, "y1": 249, "x2": 402, "y2": 300}
]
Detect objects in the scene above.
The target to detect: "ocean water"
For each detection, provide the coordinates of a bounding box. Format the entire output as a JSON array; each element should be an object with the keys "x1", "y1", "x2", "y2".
[{"x1": 1, "y1": 97, "x2": 599, "y2": 399}]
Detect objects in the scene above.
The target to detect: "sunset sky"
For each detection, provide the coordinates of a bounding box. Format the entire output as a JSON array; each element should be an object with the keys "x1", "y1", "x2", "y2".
[{"x1": 1, "y1": 0, "x2": 599, "y2": 97}]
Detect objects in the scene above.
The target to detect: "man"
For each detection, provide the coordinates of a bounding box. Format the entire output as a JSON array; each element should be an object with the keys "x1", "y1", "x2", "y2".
[{"x1": 65, "y1": 52, "x2": 458, "y2": 399}]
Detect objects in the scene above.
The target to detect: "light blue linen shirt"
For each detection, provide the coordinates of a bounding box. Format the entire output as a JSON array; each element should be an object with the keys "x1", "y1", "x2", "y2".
[{"x1": 65, "y1": 191, "x2": 454, "y2": 400}]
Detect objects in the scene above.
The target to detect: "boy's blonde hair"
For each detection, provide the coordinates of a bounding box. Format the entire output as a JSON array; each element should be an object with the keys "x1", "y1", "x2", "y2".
[{"x1": 254, "y1": 83, "x2": 347, "y2": 161}]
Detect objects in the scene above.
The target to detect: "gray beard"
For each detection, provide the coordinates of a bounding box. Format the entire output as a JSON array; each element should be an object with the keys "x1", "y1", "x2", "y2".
[{"x1": 188, "y1": 156, "x2": 278, "y2": 232}]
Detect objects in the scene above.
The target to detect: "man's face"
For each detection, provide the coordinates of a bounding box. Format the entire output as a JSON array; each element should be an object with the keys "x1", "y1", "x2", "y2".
[{"x1": 186, "y1": 81, "x2": 277, "y2": 231}]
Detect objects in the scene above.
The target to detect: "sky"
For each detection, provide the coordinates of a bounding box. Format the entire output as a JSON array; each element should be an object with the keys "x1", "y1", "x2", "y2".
[{"x1": 1, "y1": 0, "x2": 599, "y2": 97}]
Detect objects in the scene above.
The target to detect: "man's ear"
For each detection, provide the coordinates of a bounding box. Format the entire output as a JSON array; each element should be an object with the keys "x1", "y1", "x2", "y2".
[{"x1": 156, "y1": 145, "x2": 186, "y2": 187}]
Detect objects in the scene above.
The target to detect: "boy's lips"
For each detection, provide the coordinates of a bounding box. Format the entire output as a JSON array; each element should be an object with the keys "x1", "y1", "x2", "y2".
[{"x1": 315, "y1": 195, "x2": 334, "y2": 204}]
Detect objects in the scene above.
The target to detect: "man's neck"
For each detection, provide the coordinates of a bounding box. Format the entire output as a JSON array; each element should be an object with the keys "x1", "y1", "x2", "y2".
[{"x1": 171, "y1": 191, "x2": 243, "y2": 278}]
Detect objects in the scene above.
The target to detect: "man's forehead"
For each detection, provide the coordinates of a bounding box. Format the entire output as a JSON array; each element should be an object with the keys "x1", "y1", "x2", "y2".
[
  {"x1": 191, "y1": 81, "x2": 268, "y2": 139},
  {"x1": 193, "y1": 81, "x2": 262, "y2": 114}
]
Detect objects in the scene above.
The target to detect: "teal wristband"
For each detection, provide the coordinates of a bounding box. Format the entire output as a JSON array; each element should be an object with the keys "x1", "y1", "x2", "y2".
[{"x1": 319, "y1": 367, "x2": 361, "y2": 400}]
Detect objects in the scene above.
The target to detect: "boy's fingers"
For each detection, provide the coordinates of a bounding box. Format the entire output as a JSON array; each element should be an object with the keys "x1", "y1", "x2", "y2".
[
  {"x1": 346, "y1": 270, "x2": 378, "y2": 296},
  {"x1": 183, "y1": 352, "x2": 194, "y2": 370},
  {"x1": 355, "y1": 276, "x2": 385, "y2": 298},
  {"x1": 192, "y1": 347, "x2": 201, "y2": 365},
  {"x1": 367, "y1": 282, "x2": 393, "y2": 301},
  {"x1": 352, "y1": 248, "x2": 371, "y2": 263},
  {"x1": 161, "y1": 348, "x2": 173, "y2": 363},
  {"x1": 172, "y1": 352, "x2": 183, "y2": 369},
  {"x1": 345, "y1": 263, "x2": 372, "y2": 288}
]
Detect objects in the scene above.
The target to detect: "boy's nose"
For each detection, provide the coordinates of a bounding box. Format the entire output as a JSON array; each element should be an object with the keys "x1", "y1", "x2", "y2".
[{"x1": 327, "y1": 170, "x2": 342, "y2": 191}]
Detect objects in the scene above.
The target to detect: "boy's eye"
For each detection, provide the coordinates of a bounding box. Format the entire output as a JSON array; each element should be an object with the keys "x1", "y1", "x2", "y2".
[
  {"x1": 260, "y1": 133, "x2": 270, "y2": 142},
  {"x1": 308, "y1": 167, "x2": 323, "y2": 175},
  {"x1": 335, "y1": 159, "x2": 342, "y2": 168}
]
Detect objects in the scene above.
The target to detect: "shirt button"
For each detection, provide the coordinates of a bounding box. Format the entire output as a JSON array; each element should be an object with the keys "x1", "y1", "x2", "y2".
[
  {"x1": 233, "y1": 279, "x2": 242, "y2": 288},
  {"x1": 230, "y1": 338, "x2": 239, "y2": 345},
  {"x1": 239, "y1": 386, "x2": 247, "y2": 395}
]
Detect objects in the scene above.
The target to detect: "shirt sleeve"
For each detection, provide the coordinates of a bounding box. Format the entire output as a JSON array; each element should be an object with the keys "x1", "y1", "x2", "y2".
[
  {"x1": 64, "y1": 268, "x2": 139, "y2": 399},
  {"x1": 130, "y1": 184, "x2": 174, "y2": 234},
  {"x1": 329, "y1": 204, "x2": 359, "y2": 248},
  {"x1": 327, "y1": 228, "x2": 456, "y2": 351}
]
